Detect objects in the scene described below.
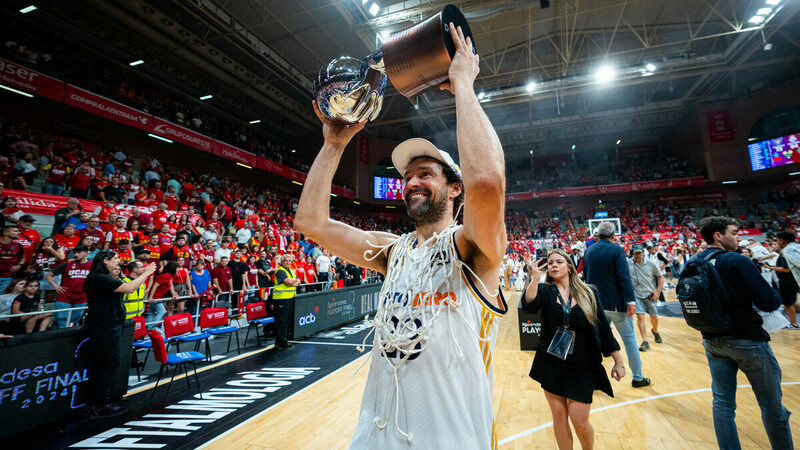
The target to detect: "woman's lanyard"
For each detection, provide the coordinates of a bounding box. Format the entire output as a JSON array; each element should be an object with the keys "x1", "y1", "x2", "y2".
[{"x1": 556, "y1": 289, "x2": 572, "y2": 329}]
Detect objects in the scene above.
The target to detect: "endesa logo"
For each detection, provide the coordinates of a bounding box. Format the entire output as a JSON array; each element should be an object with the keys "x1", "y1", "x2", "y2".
[{"x1": 298, "y1": 313, "x2": 316, "y2": 326}]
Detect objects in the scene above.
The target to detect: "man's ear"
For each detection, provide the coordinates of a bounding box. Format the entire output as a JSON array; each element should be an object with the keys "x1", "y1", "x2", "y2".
[{"x1": 448, "y1": 182, "x2": 463, "y2": 200}]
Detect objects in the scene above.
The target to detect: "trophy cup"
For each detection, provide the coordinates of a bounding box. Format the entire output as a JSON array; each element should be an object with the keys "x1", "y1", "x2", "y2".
[{"x1": 314, "y1": 4, "x2": 475, "y2": 124}]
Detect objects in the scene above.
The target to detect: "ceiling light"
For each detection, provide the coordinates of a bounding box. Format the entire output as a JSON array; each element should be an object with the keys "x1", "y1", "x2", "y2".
[
  {"x1": 291, "y1": 149, "x2": 296, "y2": 153},
  {"x1": 616, "y1": 139, "x2": 621, "y2": 145},
  {"x1": 595, "y1": 64, "x2": 616, "y2": 83},
  {"x1": 413, "y1": 103, "x2": 419, "y2": 110},
  {"x1": 789, "y1": 171, "x2": 800, "y2": 176},
  {"x1": 721, "y1": 180, "x2": 738, "y2": 184},
  {"x1": 756, "y1": 7, "x2": 772, "y2": 15},
  {"x1": 526, "y1": 81, "x2": 537, "y2": 92},
  {"x1": 386, "y1": 166, "x2": 394, "y2": 169},
  {"x1": 292, "y1": 181, "x2": 303, "y2": 186},
  {"x1": 19, "y1": 5, "x2": 37, "y2": 14},
  {"x1": 331, "y1": 193, "x2": 337, "y2": 197},
  {"x1": 354, "y1": 201, "x2": 361, "y2": 204},
  {"x1": 766, "y1": 0, "x2": 780, "y2": 5},
  {"x1": 559, "y1": 194, "x2": 565, "y2": 197},
  {"x1": 748, "y1": 15, "x2": 766, "y2": 24},
  {"x1": 764, "y1": 42, "x2": 773, "y2": 51},
  {"x1": 249, "y1": 119, "x2": 261, "y2": 124},
  {"x1": 129, "y1": 60, "x2": 144, "y2": 66},
  {"x1": 477, "y1": 91, "x2": 486, "y2": 100},
  {"x1": 199, "y1": 94, "x2": 213, "y2": 100},
  {"x1": 361, "y1": 0, "x2": 369, "y2": 4},
  {"x1": 147, "y1": 133, "x2": 173, "y2": 143},
  {"x1": 386, "y1": 205, "x2": 395, "y2": 209},
  {"x1": 236, "y1": 163, "x2": 253, "y2": 169},
  {"x1": 0, "y1": 84, "x2": 34, "y2": 98},
  {"x1": 530, "y1": 150, "x2": 533, "y2": 155},
  {"x1": 369, "y1": 3, "x2": 380, "y2": 16},
  {"x1": 571, "y1": 144, "x2": 576, "y2": 150},
  {"x1": 645, "y1": 63, "x2": 656, "y2": 72}
]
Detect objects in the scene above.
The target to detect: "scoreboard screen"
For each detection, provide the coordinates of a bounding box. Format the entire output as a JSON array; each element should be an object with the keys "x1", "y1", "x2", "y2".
[
  {"x1": 374, "y1": 176, "x2": 404, "y2": 200},
  {"x1": 747, "y1": 131, "x2": 800, "y2": 171}
]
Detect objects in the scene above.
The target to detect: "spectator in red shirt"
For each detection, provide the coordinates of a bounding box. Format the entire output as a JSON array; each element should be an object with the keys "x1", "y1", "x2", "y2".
[
  {"x1": 211, "y1": 256, "x2": 233, "y2": 306},
  {"x1": 115, "y1": 239, "x2": 133, "y2": 266},
  {"x1": 0, "y1": 227, "x2": 24, "y2": 293},
  {"x1": 152, "y1": 203, "x2": 169, "y2": 227},
  {"x1": 148, "y1": 181, "x2": 165, "y2": 204},
  {"x1": 46, "y1": 245, "x2": 91, "y2": 329},
  {"x1": 147, "y1": 261, "x2": 179, "y2": 323},
  {"x1": 104, "y1": 216, "x2": 133, "y2": 250},
  {"x1": 164, "y1": 186, "x2": 180, "y2": 211},
  {"x1": 246, "y1": 254, "x2": 259, "y2": 289},
  {"x1": 69, "y1": 164, "x2": 91, "y2": 199},
  {"x1": 142, "y1": 234, "x2": 163, "y2": 266},
  {"x1": 79, "y1": 215, "x2": 105, "y2": 250},
  {"x1": 40, "y1": 156, "x2": 71, "y2": 196},
  {"x1": 53, "y1": 223, "x2": 81, "y2": 257},
  {"x1": 14, "y1": 215, "x2": 40, "y2": 266},
  {"x1": 127, "y1": 207, "x2": 151, "y2": 227}
]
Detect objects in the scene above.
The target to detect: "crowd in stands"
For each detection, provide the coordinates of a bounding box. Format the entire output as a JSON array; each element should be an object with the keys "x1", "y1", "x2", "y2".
[
  {"x1": 0, "y1": 117, "x2": 395, "y2": 336},
  {"x1": 506, "y1": 152, "x2": 701, "y2": 192},
  {"x1": 1, "y1": 32, "x2": 353, "y2": 191}
]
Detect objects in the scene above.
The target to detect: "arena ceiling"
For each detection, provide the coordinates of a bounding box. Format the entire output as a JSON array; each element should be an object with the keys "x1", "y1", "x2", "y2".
[{"x1": 10, "y1": 0, "x2": 800, "y2": 161}]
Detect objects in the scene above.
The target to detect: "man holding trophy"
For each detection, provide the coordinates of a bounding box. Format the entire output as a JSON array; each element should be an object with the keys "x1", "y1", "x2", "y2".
[{"x1": 295, "y1": 6, "x2": 507, "y2": 448}]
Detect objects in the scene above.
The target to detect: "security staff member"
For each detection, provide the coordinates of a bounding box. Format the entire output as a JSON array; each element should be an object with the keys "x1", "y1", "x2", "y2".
[
  {"x1": 273, "y1": 254, "x2": 300, "y2": 350},
  {"x1": 123, "y1": 260, "x2": 148, "y2": 319}
]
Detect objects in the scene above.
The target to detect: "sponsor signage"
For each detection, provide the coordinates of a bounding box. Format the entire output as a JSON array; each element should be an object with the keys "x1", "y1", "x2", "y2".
[
  {"x1": 517, "y1": 298, "x2": 542, "y2": 351},
  {"x1": 657, "y1": 192, "x2": 727, "y2": 203},
  {"x1": 292, "y1": 284, "x2": 381, "y2": 339},
  {"x1": 0, "y1": 57, "x2": 65, "y2": 101},
  {"x1": 212, "y1": 141, "x2": 257, "y2": 166},
  {"x1": 594, "y1": 211, "x2": 609, "y2": 218},
  {"x1": 151, "y1": 117, "x2": 212, "y2": 152},
  {"x1": 507, "y1": 176, "x2": 707, "y2": 199},
  {"x1": 64, "y1": 85, "x2": 151, "y2": 130},
  {"x1": 0, "y1": 323, "x2": 133, "y2": 437},
  {"x1": 4, "y1": 189, "x2": 176, "y2": 219}
]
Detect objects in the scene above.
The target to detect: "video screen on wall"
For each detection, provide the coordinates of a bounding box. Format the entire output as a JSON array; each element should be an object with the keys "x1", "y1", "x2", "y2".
[
  {"x1": 747, "y1": 131, "x2": 800, "y2": 171},
  {"x1": 374, "y1": 176, "x2": 404, "y2": 200}
]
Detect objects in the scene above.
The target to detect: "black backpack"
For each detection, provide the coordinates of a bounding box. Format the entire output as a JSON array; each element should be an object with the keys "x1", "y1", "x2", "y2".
[{"x1": 676, "y1": 249, "x2": 738, "y2": 333}]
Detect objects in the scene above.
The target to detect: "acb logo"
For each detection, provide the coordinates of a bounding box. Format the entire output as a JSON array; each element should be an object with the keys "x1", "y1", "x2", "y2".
[{"x1": 299, "y1": 313, "x2": 316, "y2": 326}]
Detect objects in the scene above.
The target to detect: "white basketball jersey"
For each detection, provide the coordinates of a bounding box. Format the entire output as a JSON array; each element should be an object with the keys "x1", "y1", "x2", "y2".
[{"x1": 350, "y1": 226, "x2": 507, "y2": 449}]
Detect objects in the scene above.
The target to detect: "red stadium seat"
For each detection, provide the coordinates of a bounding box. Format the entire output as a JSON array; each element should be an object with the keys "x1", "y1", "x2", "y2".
[
  {"x1": 243, "y1": 301, "x2": 275, "y2": 347},
  {"x1": 199, "y1": 307, "x2": 241, "y2": 355},
  {"x1": 147, "y1": 329, "x2": 205, "y2": 408}
]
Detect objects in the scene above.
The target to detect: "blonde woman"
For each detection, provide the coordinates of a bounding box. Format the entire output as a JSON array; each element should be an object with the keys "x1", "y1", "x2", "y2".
[{"x1": 522, "y1": 249, "x2": 625, "y2": 450}]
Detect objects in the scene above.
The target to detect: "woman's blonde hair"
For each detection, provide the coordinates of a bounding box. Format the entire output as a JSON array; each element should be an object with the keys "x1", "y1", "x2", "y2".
[{"x1": 544, "y1": 248, "x2": 598, "y2": 324}]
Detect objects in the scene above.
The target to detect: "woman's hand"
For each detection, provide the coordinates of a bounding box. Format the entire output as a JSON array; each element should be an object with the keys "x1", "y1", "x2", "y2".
[
  {"x1": 611, "y1": 364, "x2": 626, "y2": 381},
  {"x1": 526, "y1": 257, "x2": 547, "y2": 281}
]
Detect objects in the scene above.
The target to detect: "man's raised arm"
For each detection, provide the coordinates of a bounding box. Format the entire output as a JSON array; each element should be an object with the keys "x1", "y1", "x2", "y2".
[
  {"x1": 445, "y1": 24, "x2": 506, "y2": 265},
  {"x1": 294, "y1": 104, "x2": 397, "y2": 274}
]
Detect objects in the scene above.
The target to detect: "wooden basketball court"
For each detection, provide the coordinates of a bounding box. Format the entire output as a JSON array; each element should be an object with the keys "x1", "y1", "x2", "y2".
[{"x1": 202, "y1": 292, "x2": 800, "y2": 449}]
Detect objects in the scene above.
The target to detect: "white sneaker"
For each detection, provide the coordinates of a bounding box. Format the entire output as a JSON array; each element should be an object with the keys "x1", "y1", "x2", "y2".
[{"x1": 785, "y1": 323, "x2": 800, "y2": 330}]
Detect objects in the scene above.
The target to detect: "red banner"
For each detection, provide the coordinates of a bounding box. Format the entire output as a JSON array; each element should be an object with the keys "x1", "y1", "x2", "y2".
[
  {"x1": 65, "y1": 85, "x2": 151, "y2": 131},
  {"x1": 331, "y1": 185, "x2": 355, "y2": 199},
  {"x1": 255, "y1": 157, "x2": 310, "y2": 185},
  {"x1": 212, "y1": 141, "x2": 256, "y2": 167},
  {"x1": 657, "y1": 192, "x2": 727, "y2": 203},
  {"x1": 663, "y1": 176, "x2": 706, "y2": 188},
  {"x1": 151, "y1": 117, "x2": 212, "y2": 152},
  {"x1": 506, "y1": 192, "x2": 535, "y2": 201},
  {"x1": 631, "y1": 180, "x2": 667, "y2": 191},
  {"x1": 359, "y1": 135, "x2": 369, "y2": 165},
  {"x1": 534, "y1": 189, "x2": 565, "y2": 198},
  {"x1": 563, "y1": 186, "x2": 599, "y2": 196},
  {"x1": 596, "y1": 183, "x2": 632, "y2": 194},
  {"x1": 737, "y1": 228, "x2": 763, "y2": 236},
  {"x1": 0, "y1": 58, "x2": 64, "y2": 101},
  {"x1": 706, "y1": 110, "x2": 735, "y2": 143},
  {"x1": 4, "y1": 189, "x2": 181, "y2": 219}
]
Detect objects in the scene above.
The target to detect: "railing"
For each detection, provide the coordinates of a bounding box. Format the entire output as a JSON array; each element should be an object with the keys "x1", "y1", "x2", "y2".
[{"x1": 0, "y1": 276, "x2": 383, "y2": 333}]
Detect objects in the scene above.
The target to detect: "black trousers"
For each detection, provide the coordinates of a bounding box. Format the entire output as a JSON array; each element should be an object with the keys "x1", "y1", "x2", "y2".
[
  {"x1": 88, "y1": 325, "x2": 123, "y2": 407},
  {"x1": 273, "y1": 298, "x2": 294, "y2": 347}
]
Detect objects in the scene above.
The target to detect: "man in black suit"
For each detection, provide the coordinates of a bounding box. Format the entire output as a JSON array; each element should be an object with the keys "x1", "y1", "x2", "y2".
[
  {"x1": 569, "y1": 246, "x2": 582, "y2": 273},
  {"x1": 583, "y1": 221, "x2": 651, "y2": 388}
]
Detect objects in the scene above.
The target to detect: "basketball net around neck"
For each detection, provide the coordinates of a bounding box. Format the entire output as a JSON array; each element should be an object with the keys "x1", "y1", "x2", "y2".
[{"x1": 353, "y1": 212, "x2": 500, "y2": 441}]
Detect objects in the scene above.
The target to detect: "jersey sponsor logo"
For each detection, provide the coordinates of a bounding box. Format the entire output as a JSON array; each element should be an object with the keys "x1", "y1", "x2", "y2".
[{"x1": 67, "y1": 269, "x2": 90, "y2": 279}]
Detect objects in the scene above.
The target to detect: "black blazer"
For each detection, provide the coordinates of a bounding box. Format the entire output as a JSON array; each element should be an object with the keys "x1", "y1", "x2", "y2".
[
  {"x1": 522, "y1": 283, "x2": 620, "y2": 359},
  {"x1": 582, "y1": 239, "x2": 636, "y2": 312}
]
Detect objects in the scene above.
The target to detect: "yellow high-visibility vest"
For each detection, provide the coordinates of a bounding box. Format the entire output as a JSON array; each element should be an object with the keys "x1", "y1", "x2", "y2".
[
  {"x1": 123, "y1": 276, "x2": 147, "y2": 319},
  {"x1": 273, "y1": 266, "x2": 297, "y2": 299}
]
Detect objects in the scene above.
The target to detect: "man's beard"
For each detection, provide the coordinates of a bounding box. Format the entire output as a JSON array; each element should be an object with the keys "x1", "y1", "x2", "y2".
[{"x1": 405, "y1": 190, "x2": 448, "y2": 227}]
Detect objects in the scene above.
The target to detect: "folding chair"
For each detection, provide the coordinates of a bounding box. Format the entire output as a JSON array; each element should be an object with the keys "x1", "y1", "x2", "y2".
[
  {"x1": 147, "y1": 329, "x2": 205, "y2": 408},
  {"x1": 243, "y1": 301, "x2": 275, "y2": 347},
  {"x1": 132, "y1": 316, "x2": 152, "y2": 381},
  {"x1": 164, "y1": 313, "x2": 211, "y2": 360},
  {"x1": 199, "y1": 307, "x2": 241, "y2": 356}
]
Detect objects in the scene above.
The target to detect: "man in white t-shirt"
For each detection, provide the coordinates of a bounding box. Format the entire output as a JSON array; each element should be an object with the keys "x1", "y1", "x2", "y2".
[
  {"x1": 316, "y1": 250, "x2": 332, "y2": 289},
  {"x1": 235, "y1": 222, "x2": 252, "y2": 246}
]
